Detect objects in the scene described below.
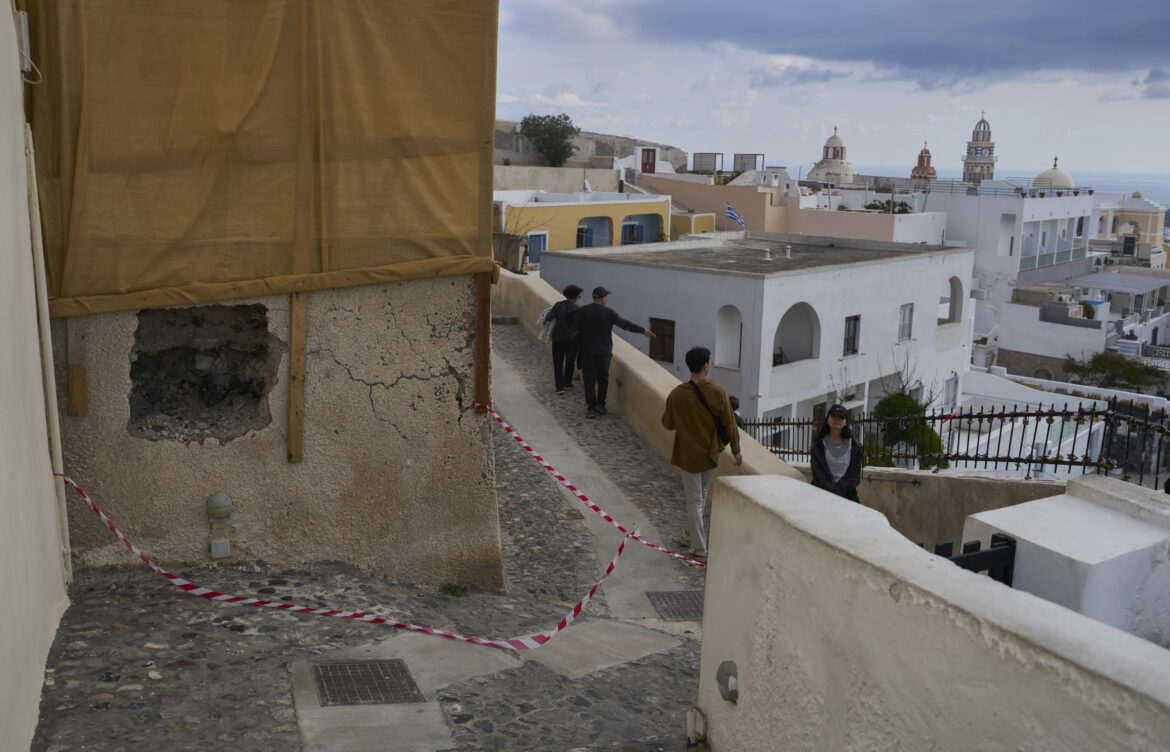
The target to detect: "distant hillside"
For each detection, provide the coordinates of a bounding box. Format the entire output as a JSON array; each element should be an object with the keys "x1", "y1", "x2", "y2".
[{"x1": 494, "y1": 119, "x2": 687, "y2": 171}]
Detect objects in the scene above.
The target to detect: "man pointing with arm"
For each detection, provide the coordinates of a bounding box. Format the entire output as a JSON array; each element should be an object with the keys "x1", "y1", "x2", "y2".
[{"x1": 574, "y1": 286, "x2": 654, "y2": 419}]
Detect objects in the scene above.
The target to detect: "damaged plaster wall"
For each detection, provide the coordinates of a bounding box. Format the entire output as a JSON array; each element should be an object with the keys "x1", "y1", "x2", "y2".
[{"x1": 52, "y1": 276, "x2": 503, "y2": 589}]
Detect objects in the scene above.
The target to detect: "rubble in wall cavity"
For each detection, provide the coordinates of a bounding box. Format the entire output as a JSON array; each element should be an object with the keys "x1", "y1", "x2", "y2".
[{"x1": 128, "y1": 304, "x2": 278, "y2": 444}]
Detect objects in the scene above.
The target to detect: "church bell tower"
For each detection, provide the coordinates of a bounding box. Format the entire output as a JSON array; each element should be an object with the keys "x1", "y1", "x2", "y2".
[{"x1": 962, "y1": 112, "x2": 997, "y2": 185}]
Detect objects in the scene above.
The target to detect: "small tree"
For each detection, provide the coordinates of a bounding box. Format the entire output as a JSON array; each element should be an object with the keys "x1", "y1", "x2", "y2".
[
  {"x1": 872, "y1": 391, "x2": 948, "y2": 470},
  {"x1": 519, "y1": 113, "x2": 580, "y2": 167}
]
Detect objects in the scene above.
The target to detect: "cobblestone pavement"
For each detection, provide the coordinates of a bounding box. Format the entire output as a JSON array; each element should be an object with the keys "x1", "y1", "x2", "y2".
[
  {"x1": 31, "y1": 320, "x2": 704, "y2": 751},
  {"x1": 490, "y1": 319, "x2": 708, "y2": 593}
]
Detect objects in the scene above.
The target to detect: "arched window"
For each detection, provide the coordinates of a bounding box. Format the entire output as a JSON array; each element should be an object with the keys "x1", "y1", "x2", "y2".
[
  {"x1": 1111, "y1": 216, "x2": 1120, "y2": 234},
  {"x1": 715, "y1": 305, "x2": 743, "y2": 368},
  {"x1": 939, "y1": 277, "x2": 963, "y2": 324},
  {"x1": 576, "y1": 217, "x2": 612, "y2": 248},
  {"x1": 773, "y1": 303, "x2": 820, "y2": 366},
  {"x1": 620, "y1": 213, "x2": 662, "y2": 245}
]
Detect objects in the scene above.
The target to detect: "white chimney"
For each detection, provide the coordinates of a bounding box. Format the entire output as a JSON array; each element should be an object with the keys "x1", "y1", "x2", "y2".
[
  {"x1": 785, "y1": 245, "x2": 792, "y2": 258},
  {"x1": 763, "y1": 248, "x2": 773, "y2": 261}
]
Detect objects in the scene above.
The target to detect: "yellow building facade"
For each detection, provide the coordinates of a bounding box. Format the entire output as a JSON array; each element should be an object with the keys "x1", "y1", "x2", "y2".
[
  {"x1": 670, "y1": 211, "x2": 716, "y2": 239},
  {"x1": 494, "y1": 191, "x2": 673, "y2": 262}
]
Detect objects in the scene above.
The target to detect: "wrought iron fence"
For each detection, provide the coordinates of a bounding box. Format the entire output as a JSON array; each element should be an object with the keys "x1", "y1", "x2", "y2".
[{"x1": 741, "y1": 399, "x2": 1170, "y2": 487}]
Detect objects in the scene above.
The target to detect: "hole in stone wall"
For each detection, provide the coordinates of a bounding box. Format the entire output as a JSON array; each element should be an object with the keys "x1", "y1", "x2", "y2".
[{"x1": 128, "y1": 305, "x2": 276, "y2": 443}]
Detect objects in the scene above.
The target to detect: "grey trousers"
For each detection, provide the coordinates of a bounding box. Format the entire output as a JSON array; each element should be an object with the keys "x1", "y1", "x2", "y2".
[{"x1": 680, "y1": 467, "x2": 717, "y2": 553}]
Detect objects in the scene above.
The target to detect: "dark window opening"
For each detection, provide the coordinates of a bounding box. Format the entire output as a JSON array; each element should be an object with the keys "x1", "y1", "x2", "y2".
[
  {"x1": 843, "y1": 315, "x2": 860, "y2": 356},
  {"x1": 649, "y1": 317, "x2": 675, "y2": 363}
]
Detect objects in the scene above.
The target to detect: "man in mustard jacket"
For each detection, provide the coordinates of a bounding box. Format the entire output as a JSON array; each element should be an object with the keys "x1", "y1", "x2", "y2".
[{"x1": 661, "y1": 346, "x2": 742, "y2": 561}]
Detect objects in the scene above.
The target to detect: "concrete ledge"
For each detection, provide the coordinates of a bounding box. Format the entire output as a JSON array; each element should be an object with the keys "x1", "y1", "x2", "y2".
[
  {"x1": 699, "y1": 475, "x2": 1170, "y2": 750},
  {"x1": 493, "y1": 270, "x2": 801, "y2": 483}
]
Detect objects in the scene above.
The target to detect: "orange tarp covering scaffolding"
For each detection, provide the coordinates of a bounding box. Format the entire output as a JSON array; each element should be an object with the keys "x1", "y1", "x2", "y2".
[{"x1": 23, "y1": 0, "x2": 499, "y2": 317}]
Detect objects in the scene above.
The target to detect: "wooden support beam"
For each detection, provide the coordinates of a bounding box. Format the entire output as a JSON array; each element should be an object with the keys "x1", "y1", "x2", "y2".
[
  {"x1": 475, "y1": 271, "x2": 491, "y2": 408},
  {"x1": 66, "y1": 317, "x2": 86, "y2": 416},
  {"x1": 287, "y1": 292, "x2": 308, "y2": 463}
]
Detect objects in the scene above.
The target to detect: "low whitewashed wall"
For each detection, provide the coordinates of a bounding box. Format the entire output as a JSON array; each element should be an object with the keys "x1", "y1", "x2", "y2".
[
  {"x1": 493, "y1": 165, "x2": 619, "y2": 193},
  {"x1": 493, "y1": 270, "x2": 801, "y2": 480},
  {"x1": 0, "y1": 11, "x2": 70, "y2": 750},
  {"x1": 699, "y1": 475, "x2": 1170, "y2": 750}
]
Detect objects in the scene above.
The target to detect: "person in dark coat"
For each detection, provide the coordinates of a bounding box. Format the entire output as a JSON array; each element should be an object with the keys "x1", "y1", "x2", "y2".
[
  {"x1": 549, "y1": 284, "x2": 583, "y2": 394},
  {"x1": 810, "y1": 403, "x2": 863, "y2": 503},
  {"x1": 574, "y1": 286, "x2": 654, "y2": 418}
]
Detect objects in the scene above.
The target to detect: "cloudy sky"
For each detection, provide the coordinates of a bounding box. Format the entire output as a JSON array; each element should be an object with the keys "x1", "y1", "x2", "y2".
[{"x1": 496, "y1": 0, "x2": 1170, "y2": 177}]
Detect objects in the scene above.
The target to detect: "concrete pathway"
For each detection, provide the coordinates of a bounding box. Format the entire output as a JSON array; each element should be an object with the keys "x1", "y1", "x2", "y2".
[{"x1": 490, "y1": 350, "x2": 687, "y2": 621}]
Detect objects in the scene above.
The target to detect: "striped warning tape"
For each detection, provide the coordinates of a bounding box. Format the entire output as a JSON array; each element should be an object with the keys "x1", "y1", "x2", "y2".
[
  {"x1": 476, "y1": 402, "x2": 707, "y2": 568},
  {"x1": 55, "y1": 473, "x2": 626, "y2": 651}
]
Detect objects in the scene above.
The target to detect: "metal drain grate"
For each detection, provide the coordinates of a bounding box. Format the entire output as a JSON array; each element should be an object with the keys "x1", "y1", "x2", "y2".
[
  {"x1": 310, "y1": 659, "x2": 425, "y2": 706},
  {"x1": 646, "y1": 591, "x2": 705, "y2": 621},
  {"x1": 554, "y1": 509, "x2": 584, "y2": 521}
]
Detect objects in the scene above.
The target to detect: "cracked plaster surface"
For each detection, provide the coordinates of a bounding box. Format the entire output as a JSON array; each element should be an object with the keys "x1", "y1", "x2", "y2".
[{"x1": 52, "y1": 277, "x2": 503, "y2": 589}]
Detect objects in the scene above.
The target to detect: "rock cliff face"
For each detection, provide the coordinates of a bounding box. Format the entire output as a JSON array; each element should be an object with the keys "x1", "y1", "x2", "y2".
[{"x1": 494, "y1": 119, "x2": 687, "y2": 170}]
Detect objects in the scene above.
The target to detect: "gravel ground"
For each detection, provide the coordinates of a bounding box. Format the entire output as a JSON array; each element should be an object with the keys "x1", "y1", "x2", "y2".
[{"x1": 31, "y1": 319, "x2": 704, "y2": 752}]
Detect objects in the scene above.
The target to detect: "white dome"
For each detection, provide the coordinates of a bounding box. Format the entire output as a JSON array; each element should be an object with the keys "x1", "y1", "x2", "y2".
[
  {"x1": 807, "y1": 159, "x2": 857, "y2": 184},
  {"x1": 1033, "y1": 167, "x2": 1074, "y2": 190},
  {"x1": 825, "y1": 133, "x2": 846, "y2": 148},
  {"x1": 974, "y1": 118, "x2": 990, "y2": 131}
]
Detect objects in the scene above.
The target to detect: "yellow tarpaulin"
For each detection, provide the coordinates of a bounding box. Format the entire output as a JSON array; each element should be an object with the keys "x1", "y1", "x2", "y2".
[{"x1": 23, "y1": 0, "x2": 498, "y2": 317}]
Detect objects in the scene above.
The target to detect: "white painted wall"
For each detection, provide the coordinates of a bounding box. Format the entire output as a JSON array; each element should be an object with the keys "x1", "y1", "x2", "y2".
[
  {"x1": 890, "y1": 211, "x2": 947, "y2": 244},
  {"x1": 698, "y1": 475, "x2": 1170, "y2": 750},
  {"x1": 965, "y1": 476, "x2": 1170, "y2": 645},
  {"x1": 539, "y1": 248, "x2": 761, "y2": 407},
  {"x1": 541, "y1": 241, "x2": 974, "y2": 420},
  {"x1": 998, "y1": 302, "x2": 1107, "y2": 360},
  {"x1": 925, "y1": 192, "x2": 1094, "y2": 336},
  {"x1": 0, "y1": 11, "x2": 70, "y2": 749}
]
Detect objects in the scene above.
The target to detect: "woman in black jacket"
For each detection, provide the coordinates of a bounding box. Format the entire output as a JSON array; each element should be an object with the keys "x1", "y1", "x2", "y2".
[
  {"x1": 809, "y1": 403, "x2": 863, "y2": 503},
  {"x1": 549, "y1": 284, "x2": 583, "y2": 393}
]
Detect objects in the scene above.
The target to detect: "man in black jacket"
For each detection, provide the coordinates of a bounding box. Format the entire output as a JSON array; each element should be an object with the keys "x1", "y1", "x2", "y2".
[{"x1": 574, "y1": 286, "x2": 654, "y2": 418}]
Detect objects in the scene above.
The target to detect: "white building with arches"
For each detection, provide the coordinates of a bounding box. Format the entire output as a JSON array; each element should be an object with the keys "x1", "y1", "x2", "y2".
[{"x1": 539, "y1": 232, "x2": 974, "y2": 422}]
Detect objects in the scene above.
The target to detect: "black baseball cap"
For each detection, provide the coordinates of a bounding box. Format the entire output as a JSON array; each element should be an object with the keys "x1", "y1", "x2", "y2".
[
  {"x1": 592, "y1": 286, "x2": 611, "y2": 298},
  {"x1": 827, "y1": 404, "x2": 849, "y2": 419}
]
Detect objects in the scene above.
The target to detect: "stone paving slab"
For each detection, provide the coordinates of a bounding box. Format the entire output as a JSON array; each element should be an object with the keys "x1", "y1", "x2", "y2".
[
  {"x1": 324, "y1": 632, "x2": 524, "y2": 696},
  {"x1": 525, "y1": 620, "x2": 681, "y2": 680},
  {"x1": 292, "y1": 661, "x2": 451, "y2": 752}
]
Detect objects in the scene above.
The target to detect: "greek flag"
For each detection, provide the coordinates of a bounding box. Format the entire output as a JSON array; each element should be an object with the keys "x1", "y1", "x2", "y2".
[{"x1": 725, "y1": 203, "x2": 746, "y2": 228}]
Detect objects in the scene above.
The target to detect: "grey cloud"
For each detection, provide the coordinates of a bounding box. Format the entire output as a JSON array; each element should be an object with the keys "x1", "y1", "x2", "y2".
[
  {"x1": 1143, "y1": 84, "x2": 1170, "y2": 99},
  {"x1": 1132, "y1": 69, "x2": 1170, "y2": 98},
  {"x1": 505, "y1": 0, "x2": 1170, "y2": 88},
  {"x1": 749, "y1": 66, "x2": 850, "y2": 87}
]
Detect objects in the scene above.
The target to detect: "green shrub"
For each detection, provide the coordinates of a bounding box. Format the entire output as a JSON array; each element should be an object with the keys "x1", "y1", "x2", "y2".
[{"x1": 871, "y1": 392, "x2": 948, "y2": 470}]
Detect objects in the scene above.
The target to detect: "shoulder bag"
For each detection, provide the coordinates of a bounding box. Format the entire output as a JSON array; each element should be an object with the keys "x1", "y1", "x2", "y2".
[
  {"x1": 689, "y1": 382, "x2": 731, "y2": 447},
  {"x1": 536, "y1": 305, "x2": 555, "y2": 342}
]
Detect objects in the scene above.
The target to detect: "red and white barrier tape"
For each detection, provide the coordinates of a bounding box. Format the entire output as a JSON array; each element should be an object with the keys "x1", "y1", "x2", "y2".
[
  {"x1": 475, "y1": 402, "x2": 707, "y2": 568},
  {"x1": 55, "y1": 473, "x2": 625, "y2": 651}
]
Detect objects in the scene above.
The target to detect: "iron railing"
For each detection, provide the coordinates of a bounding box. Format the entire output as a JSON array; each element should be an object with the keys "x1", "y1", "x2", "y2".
[{"x1": 741, "y1": 399, "x2": 1170, "y2": 487}]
